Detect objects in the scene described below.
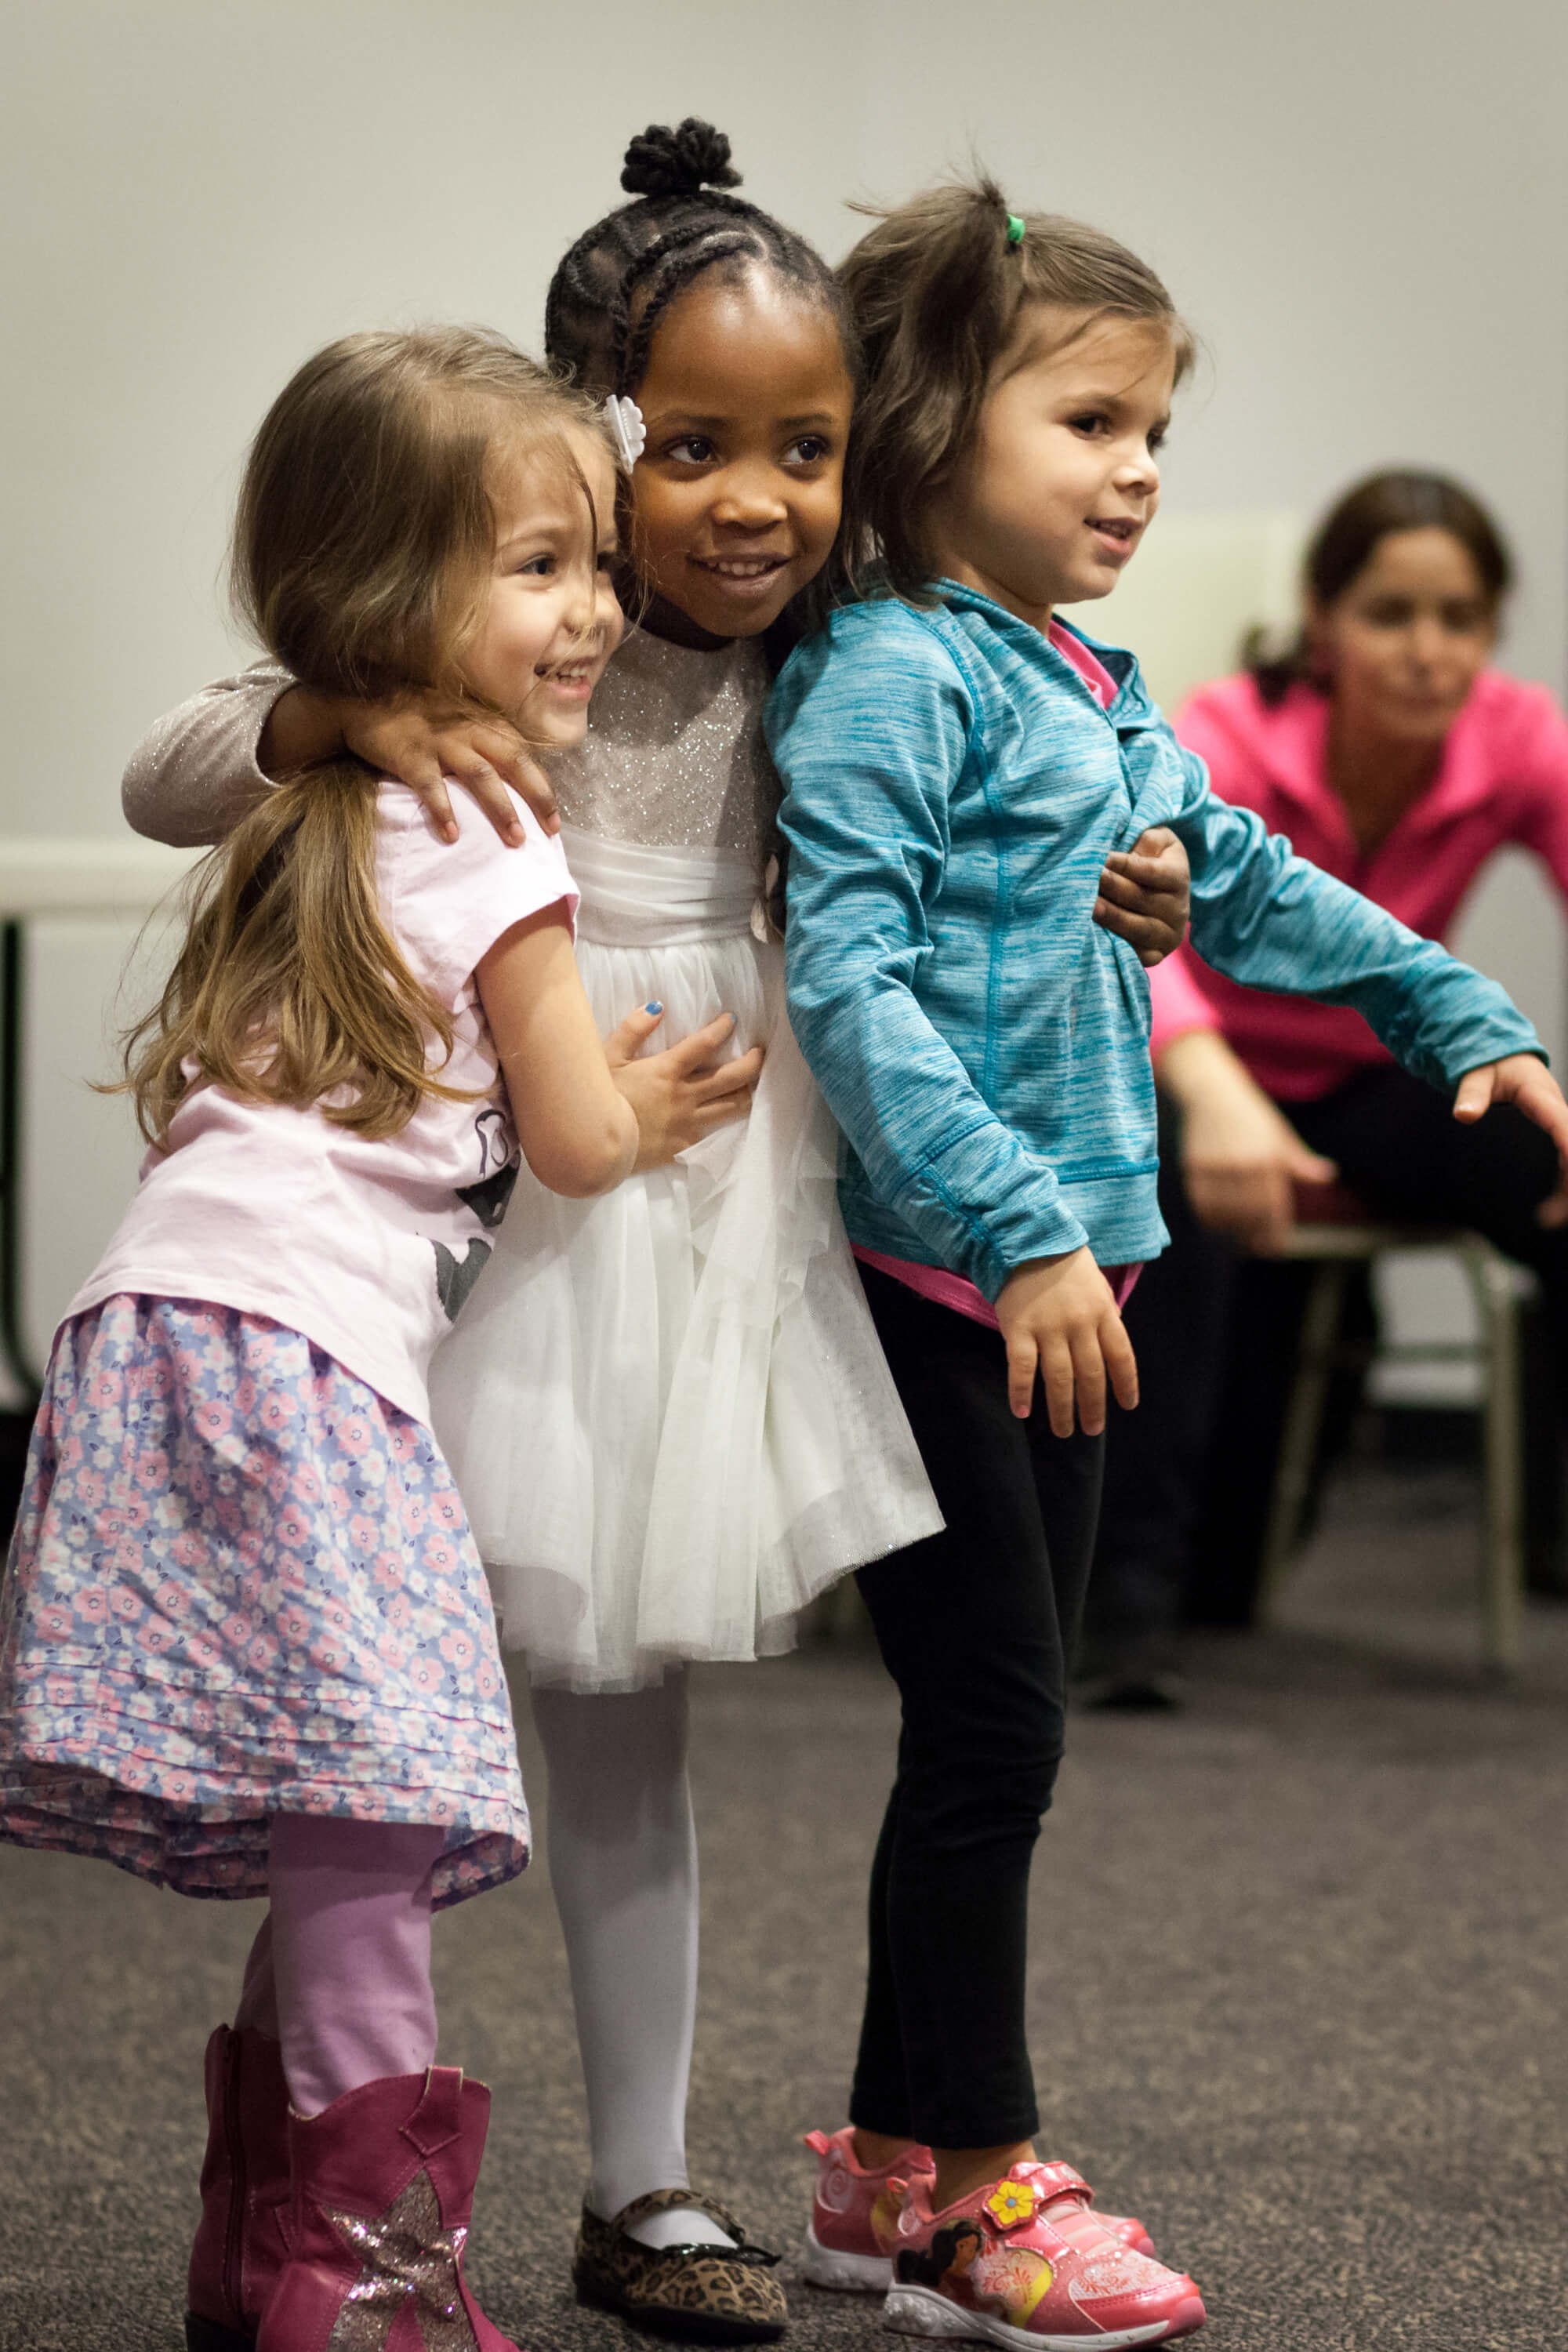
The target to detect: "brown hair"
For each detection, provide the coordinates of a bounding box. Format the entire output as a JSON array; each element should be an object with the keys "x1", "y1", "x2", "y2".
[
  {"x1": 824, "y1": 174, "x2": 1193, "y2": 610},
  {"x1": 1246, "y1": 468, "x2": 1514, "y2": 706},
  {"x1": 122, "y1": 327, "x2": 608, "y2": 1147}
]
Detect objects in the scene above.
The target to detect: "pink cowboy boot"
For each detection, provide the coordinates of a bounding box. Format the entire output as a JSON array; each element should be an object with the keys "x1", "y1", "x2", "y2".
[
  {"x1": 257, "y1": 2065, "x2": 520, "y2": 2351},
  {"x1": 187, "y1": 2025, "x2": 293, "y2": 2351}
]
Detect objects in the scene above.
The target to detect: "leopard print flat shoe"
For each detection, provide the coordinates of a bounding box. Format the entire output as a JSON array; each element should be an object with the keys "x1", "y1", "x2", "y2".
[{"x1": 574, "y1": 2187, "x2": 788, "y2": 2343}]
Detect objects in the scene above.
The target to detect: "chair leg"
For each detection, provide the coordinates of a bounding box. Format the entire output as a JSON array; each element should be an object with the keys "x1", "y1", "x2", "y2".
[
  {"x1": 1461, "y1": 1241, "x2": 1524, "y2": 1672},
  {"x1": 1258, "y1": 1261, "x2": 1348, "y2": 1615}
]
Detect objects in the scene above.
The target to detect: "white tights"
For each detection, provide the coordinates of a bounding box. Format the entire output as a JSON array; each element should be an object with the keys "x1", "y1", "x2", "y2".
[{"x1": 531, "y1": 1672, "x2": 734, "y2": 2251}]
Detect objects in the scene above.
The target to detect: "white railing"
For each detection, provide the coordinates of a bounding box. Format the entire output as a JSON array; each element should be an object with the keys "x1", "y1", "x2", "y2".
[
  {"x1": 1, "y1": 838, "x2": 201, "y2": 920},
  {"x1": 2, "y1": 840, "x2": 201, "y2": 1401}
]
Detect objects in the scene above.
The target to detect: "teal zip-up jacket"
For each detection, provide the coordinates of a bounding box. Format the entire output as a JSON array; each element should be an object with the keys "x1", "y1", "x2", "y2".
[{"x1": 767, "y1": 582, "x2": 1541, "y2": 1297}]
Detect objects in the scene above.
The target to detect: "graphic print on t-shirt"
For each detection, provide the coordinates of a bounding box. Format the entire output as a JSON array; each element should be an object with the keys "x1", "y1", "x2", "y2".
[
  {"x1": 457, "y1": 1106, "x2": 519, "y2": 1229},
  {"x1": 431, "y1": 1104, "x2": 521, "y2": 1321}
]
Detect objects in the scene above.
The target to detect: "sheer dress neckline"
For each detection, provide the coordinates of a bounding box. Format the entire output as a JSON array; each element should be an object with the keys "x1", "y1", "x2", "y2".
[{"x1": 547, "y1": 625, "x2": 779, "y2": 868}]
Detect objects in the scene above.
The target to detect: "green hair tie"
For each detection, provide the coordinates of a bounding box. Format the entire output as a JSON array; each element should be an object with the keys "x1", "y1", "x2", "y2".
[{"x1": 1006, "y1": 213, "x2": 1025, "y2": 247}]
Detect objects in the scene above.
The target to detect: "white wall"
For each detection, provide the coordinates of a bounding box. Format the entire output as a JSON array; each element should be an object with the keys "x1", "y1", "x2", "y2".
[{"x1": 4, "y1": 0, "x2": 1567, "y2": 1379}]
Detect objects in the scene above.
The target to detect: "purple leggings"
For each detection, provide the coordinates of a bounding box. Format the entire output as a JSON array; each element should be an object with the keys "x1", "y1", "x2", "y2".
[{"x1": 233, "y1": 1815, "x2": 445, "y2": 2115}]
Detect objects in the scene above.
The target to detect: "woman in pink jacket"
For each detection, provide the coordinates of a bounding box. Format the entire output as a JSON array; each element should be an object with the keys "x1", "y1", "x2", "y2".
[{"x1": 1089, "y1": 470, "x2": 1568, "y2": 1693}]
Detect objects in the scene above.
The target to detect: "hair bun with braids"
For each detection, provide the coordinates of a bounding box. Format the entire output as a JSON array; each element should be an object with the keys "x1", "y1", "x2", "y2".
[
  {"x1": 548, "y1": 122, "x2": 847, "y2": 404},
  {"x1": 620, "y1": 118, "x2": 742, "y2": 199}
]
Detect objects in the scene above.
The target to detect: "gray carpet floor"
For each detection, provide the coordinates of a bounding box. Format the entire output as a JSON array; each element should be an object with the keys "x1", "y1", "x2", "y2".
[{"x1": 2, "y1": 1458, "x2": 1566, "y2": 2352}]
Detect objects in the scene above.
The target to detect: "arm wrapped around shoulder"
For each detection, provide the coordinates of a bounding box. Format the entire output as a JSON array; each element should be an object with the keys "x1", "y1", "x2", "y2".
[{"x1": 122, "y1": 664, "x2": 296, "y2": 846}]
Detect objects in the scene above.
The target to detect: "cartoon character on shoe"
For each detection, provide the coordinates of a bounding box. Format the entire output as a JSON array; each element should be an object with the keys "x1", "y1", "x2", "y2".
[
  {"x1": 885, "y1": 2161, "x2": 1205, "y2": 2348},
  {"x1": 800, "y1": 2129, "x2": 1156, "y2": 2296}
]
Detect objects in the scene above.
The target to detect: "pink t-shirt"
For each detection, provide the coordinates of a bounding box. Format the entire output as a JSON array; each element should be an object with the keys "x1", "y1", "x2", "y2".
[
  {"x1": 1047, "y1": 619, "x2": 1118, "y2": 708},
  {"x1": 69, "y1": 786, "x2": 577, "y2": 1425}
]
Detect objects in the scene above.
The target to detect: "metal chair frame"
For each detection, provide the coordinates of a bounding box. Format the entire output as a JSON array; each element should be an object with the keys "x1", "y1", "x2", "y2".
[{"x1": 1258, "y1": 1221, "x2": 1524, "y2": 1671}]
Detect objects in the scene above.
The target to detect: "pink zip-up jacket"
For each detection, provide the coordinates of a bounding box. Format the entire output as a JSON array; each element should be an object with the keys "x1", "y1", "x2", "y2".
[{"x1": 1149, "y1": 669, "x2": 1568, "y2": 1100}]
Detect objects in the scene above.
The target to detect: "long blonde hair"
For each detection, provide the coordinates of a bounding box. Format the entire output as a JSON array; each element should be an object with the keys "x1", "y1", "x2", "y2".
[{"x1": 122, "y1": 326, "x2": 606, "y2": 1146}]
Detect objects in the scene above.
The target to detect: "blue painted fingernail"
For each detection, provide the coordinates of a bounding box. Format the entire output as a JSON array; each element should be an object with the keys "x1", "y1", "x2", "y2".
[{"x1": 644, "y1": 1000, "x2": 663, "y2": 1015}]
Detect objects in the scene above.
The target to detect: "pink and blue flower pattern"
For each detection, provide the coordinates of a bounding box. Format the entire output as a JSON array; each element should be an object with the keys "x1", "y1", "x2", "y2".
[{"x1": 0, "y1": 1294, "x2": 527, "y2": 1907}]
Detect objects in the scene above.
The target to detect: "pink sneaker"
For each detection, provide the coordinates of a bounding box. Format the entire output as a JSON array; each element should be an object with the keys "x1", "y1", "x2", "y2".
[
  {"x1": 801, "y1": 2128, "x2": 918, "y2": 2288},
  {"x1": 800, "y1": 2130, "x2": 1156, "y2": 2293},
  {"x1": 884, "y1": 2160, "x2": 1205, "y2": 2348}
]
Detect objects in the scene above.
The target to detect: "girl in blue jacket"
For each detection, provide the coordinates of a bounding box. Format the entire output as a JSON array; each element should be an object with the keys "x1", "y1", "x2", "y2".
[{"x1": 768, "y1": 180, "x2": 1568, "y2": 2350}]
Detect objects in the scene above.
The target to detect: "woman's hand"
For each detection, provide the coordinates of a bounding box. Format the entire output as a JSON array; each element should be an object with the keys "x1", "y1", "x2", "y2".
[
  {"x1": 604, "y1": 1004, "x2": 765, "y2": 1172},
  {"x1": 1454, "y1": 1054, "x2": 1568, "y2": 1226},
  {"x1": 1159, "y1": 1028, "x2": 1338, "y2": 1253},
  {"x1": 1094, "y1": 826, "x2": 1190, "y2": 967},
  {"x1": 995, "y1": 1247, "x2": 1139, "y2": 1434},
  {"x1": 261, "y1": 683, "x2": 561, "y2": 842}
]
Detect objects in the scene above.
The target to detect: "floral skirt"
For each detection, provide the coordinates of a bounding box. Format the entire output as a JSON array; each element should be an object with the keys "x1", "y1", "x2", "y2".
[{"x1": 0, "y1": 1295, "x2": 528, "y2": 1907}]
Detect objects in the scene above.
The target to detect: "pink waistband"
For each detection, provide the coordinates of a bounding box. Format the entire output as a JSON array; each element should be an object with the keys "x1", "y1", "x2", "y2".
[{"x1": 854, "y1": 1248, "x2": 1142, "y2": 1328}]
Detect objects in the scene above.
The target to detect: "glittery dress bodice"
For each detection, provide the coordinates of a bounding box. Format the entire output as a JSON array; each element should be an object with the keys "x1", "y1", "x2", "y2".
[{"x1": 550, "y1": 625, "x2": 779, "y2": 874}]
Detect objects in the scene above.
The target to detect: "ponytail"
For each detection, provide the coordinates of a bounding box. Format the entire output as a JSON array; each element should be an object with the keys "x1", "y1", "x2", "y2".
[{"x1": 122, "y1": 765, "x2": 472, "y2": 1147}]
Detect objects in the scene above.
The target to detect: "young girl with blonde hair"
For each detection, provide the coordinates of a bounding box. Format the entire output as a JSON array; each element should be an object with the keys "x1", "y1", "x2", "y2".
[
  {"x1": 120, "y1": 122, "x2": 1189, "y2": 2342},
  {"x1": 0, "y1": 323, "x2": 711, "y2": 2352},
  {"x1": 771, "y1": 180, "x2": 1568, "y2": 2348}
]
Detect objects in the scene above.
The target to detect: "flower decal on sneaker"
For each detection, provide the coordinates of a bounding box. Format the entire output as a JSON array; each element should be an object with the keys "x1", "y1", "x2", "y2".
[{"x1": 985, "y1": 2180, "x2": 1038, "y2": 2232}]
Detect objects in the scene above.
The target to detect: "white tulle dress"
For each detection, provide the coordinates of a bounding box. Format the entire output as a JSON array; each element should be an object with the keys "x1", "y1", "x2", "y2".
[{"x1": 426, "y1": 626, "x2": 942, "y2": 1691}]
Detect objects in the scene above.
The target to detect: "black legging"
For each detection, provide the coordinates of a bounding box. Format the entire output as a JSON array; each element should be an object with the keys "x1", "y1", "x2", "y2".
[
  {"x1": 850, "y1": 1265, "x2": 1103, "y2": 2148},
  {"x1": 1090, "y1": 1062, "x2": 1568, "y2": 1645}
]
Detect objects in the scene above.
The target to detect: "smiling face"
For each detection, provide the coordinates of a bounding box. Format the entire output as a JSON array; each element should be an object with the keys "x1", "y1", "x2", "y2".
[
  {"x1": 459, "y1": 430, "x2": 624, "y2": 745},
  {"x1": 627, "y1": 266, "x2": 855, "y2": 644},
  {"x1": 926, "y1": 307, "x2": 1175, "y2": 631},
  {"x1": 1312, "y1": 526, "x2": 1497, "y2": 750}
]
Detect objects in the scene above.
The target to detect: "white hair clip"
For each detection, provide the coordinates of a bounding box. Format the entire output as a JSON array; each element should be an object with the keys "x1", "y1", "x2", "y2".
[{"x1": 602, "y1": 394, "x2": 647, "y2": 472}]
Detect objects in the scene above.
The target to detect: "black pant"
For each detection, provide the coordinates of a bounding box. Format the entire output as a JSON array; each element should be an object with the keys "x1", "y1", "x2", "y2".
[
  {"x1": 1091, "y1": 1063, "x2": 1568, "y2": 1644},
  {"x1": 849, "y1": 1265, "x2": 1104, "y2": 2148}
]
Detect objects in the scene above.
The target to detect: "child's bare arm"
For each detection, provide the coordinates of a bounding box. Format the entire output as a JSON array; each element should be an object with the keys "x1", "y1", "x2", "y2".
[{"x1": 476, "y1": 908, "x2": 637, "y2": 1198}]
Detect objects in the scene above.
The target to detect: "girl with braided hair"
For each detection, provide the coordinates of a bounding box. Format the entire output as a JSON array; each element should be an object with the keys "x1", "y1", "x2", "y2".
[{"x1": 119, "y1": 121, "x2": 1189, "y2": 2341}]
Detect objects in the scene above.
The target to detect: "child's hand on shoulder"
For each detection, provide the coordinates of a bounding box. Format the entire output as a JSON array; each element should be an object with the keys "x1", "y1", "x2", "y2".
[
  {"x1": 604, "y1": 1003, "x2": 764, "y2": 1172},
  {"x1": 263, "y1": 683, "x2": 560, "y2": 844},
  {"x1": 1094, "y1": 826, "x2": 1189, "y2": 967},
  {"x1": 995, "y1": 1247, "x2": 1138, "y2": 1435},
  {"x1": 1454, "y1": 1054, "x2": 1568, "y2": 1226}
]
